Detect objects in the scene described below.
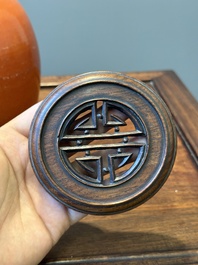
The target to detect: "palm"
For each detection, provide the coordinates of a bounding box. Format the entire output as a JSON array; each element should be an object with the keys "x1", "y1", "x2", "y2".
[{"x1": 0, "y1": 103, "x2": 85, "y2": 265}]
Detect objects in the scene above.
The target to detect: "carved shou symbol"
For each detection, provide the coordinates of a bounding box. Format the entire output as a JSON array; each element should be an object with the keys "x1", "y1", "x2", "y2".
[{"x1": 59, "y1": 100, "x2": 147, "y2": 187}]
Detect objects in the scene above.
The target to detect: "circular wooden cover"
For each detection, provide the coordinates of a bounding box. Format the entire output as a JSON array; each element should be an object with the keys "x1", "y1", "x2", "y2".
[{"x1": 29, "y1": 72, "x2": 177, "y2": 215}]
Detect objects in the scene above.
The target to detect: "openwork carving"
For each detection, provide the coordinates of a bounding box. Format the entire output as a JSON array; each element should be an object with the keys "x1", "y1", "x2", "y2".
[
  {"x1": 59, "y1": 100, "x2": 148, "y2": 187},
  {"x1": 29, "y1": 71, "x2": 176, "y2": 214}
]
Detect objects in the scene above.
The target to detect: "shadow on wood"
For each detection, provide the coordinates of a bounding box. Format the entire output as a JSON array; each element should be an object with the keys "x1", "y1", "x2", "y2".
[{"x1": 42, "y1": 222, "x2": 194, "y2": 264}]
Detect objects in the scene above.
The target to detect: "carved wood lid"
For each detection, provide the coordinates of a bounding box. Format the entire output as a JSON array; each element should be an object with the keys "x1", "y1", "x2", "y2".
[{"x1": 29, "y1": 72, "x2": 177, "y2": 215}]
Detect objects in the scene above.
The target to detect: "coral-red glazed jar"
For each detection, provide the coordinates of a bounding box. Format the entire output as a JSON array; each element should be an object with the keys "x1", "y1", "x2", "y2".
[{"x1": 0, "y1": 0, "x2": 40, "y2": 126}]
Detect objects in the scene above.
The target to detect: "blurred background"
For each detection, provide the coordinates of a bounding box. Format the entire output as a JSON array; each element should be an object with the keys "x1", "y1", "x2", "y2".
[{"x1": 19, "y1": 0, "x2": 198, "y2": 99}]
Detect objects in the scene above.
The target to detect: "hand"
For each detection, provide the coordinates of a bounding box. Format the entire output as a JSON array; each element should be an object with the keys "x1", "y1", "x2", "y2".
[{"x1": 0, "y1": 103, "x2": 85, "y2": 265}]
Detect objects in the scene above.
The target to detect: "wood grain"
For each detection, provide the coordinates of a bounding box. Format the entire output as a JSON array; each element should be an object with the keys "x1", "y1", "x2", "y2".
[
  {"x1": 38, "y1": 71, "x2": 198, "y2": 264},
  {"x1": 153, "y1": 71, "x2": 198, "y2": 162}
]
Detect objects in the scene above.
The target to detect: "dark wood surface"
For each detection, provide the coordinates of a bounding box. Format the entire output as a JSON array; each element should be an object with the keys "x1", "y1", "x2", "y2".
[{"x1": 39, "y1": 71, "x2": 198, "y2": 264}]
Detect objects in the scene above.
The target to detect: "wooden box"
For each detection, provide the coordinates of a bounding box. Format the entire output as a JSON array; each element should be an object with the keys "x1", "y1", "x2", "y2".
[{"x1": 39, "y1": 70, "x2": 198, "y2": 265}]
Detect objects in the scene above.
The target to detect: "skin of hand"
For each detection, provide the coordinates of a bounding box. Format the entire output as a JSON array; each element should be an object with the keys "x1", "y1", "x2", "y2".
[{"x1": 0, "y1": 102, "x2": 85, "y2": 265}]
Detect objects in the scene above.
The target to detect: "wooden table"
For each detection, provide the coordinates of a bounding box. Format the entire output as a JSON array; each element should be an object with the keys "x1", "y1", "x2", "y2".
[{"x1": 39, "y1": 71, "x2": 198, "y2": 265}]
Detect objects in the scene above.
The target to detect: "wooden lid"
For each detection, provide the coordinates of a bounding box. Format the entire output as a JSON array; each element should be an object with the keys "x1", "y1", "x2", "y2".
[{"x1": 29, "y1": 72, "x2": 177, "y2": 215}]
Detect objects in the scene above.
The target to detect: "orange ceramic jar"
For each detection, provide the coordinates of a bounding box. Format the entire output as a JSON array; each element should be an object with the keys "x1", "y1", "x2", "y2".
[{"x1": 0, "y1": 0, "x2": 40, "y2": 126}]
